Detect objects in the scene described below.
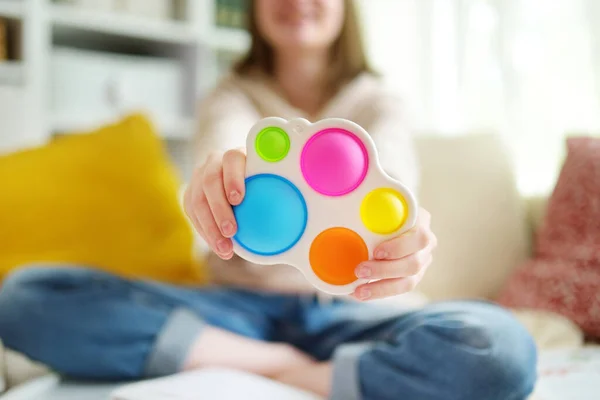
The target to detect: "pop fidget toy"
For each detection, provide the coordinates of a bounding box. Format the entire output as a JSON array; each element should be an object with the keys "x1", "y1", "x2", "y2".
[{"x1": 232, "y1": 117, "x2": 418, "y2": 295}]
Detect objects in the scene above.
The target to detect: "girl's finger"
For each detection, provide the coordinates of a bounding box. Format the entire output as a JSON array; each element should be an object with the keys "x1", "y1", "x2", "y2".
[
  {"x1": 183, "y1": 186, "x2": 207, "y2": 242},
  {"x1": 355, "y1": 250, "x2": 432, "y2": 280},
  {"x1": 352, "y1": 265, "x2": 427, "y2": 301},
  {"x1": 203, "y1": 156, "x2": 238, "y2": 238},
  {"x1": 193, "y1": 190, "x2": 233, "y2": 259},
  {"x1": 222, "y1": 148, "x2": 247, "y2": 206}
]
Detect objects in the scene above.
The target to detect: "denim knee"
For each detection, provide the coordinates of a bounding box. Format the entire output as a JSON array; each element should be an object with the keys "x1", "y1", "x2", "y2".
[
  {"x1": 2, "y1": 264, "x2": 118, "y2": 290},
  {"x1": 0, "y1": 265, "x2": 97, "y2": 343},
  {"x1": 0, "y1": 266, "x2": 140, "y2": 378},
  {"x1": 413, "y1": 303, "x2": 537, "y2": 400},
  {"x1": 0, "y1": 265, "x2": 184, "y2": 380},
  {"x1": 0, "y1": 265, "x2": 73, "y2": 312},
  {"x1": 357, "y1": 302, "x2": 537, "y2": 400}
]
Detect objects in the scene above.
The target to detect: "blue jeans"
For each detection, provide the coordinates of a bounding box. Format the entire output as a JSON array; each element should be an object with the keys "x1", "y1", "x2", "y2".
[{"x1": 0, "y1": 266, "x2": 537, "y2": 400}]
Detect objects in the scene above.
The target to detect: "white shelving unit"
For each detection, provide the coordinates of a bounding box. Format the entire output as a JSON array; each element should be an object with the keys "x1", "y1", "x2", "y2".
[
  {"x1": 207, "y1": 26, "x2": 250, "y2": 53},
  {"x1": 0, "y1": 0, "x2": 45, "y2": 153},
  {"x1": 50, "y1": 3, "x2": 198, "y2": 45},
  {"x1": 0, "y1": 60, "x2": 23, "y2": 84},
  {"x1": 0, "y1": 0, "x2": 250, "y2": 154},
  {"x1": 50, "y1": 111, "x2": 195, "y2": 139},
  {"x1": 0, "y1": 1, "x2": 25, "y2": 19}
]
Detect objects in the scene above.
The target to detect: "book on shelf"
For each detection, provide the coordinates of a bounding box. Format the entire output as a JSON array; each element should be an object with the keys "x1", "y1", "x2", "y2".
[
  {"x1": 6, "y1": 19, "x2": 22, "y2": 61},
  {"x1": 215, "y1": 0, "x2": 248, "y2": 30},
  {"x1": 231, "y1": 0, "x2": 248, "y2": 29},
  {"x1": 0, "y1": 18, "x2": 7, "y2": 62}
]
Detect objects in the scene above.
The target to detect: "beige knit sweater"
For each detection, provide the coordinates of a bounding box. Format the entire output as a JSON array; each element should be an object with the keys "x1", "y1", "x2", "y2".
[{"x1": 195, "y1": 71, "x2": 420, "y2": 293}]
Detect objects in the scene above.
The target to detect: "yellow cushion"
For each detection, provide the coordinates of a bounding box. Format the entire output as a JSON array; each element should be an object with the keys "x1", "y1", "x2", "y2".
[{"x1": 0, "y1": 113, "x2": 206, "y2": 285}]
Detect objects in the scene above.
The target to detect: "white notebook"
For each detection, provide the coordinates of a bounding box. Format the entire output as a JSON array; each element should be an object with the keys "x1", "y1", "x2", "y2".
[
  {"x1": 531, "y1": 348, "x2": 600, "y2": 400},
  {"x1": 110, "y1": 368, "x2": 322, "y2": 400}
]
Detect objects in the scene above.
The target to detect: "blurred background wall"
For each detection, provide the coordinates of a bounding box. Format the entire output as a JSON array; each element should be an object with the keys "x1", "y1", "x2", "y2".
[{"x1": 0, "y1": 0, "x2": 599, "y2": 197}]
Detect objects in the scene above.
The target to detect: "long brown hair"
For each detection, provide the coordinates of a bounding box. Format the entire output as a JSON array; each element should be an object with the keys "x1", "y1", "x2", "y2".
[{"x1": 234, "y1": 0, "x2": 374, "y2": 95}]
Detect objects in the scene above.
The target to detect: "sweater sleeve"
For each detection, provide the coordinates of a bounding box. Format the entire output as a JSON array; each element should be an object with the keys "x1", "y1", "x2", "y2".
[
  {"x1": 194, "y1": 76, "x2": 262, "y2": 166},
  {"x1": 353, "y1": 92, "x2": 420, "y2": 194}
]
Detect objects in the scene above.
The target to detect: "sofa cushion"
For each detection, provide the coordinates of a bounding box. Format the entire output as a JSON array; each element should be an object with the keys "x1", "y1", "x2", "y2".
[
  {"x1": 414, "y1": 133, "x2": 530, "y2": 300},
  {"x1": 500, "y1": 259, "x2": 600, "y2": 336},
  {"x1": 0, "y1": 341, "x2": 4, "y2": 393},
  {"x1": 536, "y1": 137, "x2": 600, "y2": 263},
  {"x1": 3, "y1": 348, "x2": 50, "y2": 390},
  {"x1": 498, "y1": 137, "x2": 600, "y2": 337},
  {"x1": 526, "y1": 196, "x2": 548, "y2": 239},
  {"x1": 0, "y1": 113, "x2": 205, "y2": 286},
  {"x1": 0, "y1": 340, "x2": 50, "y2": 394}
]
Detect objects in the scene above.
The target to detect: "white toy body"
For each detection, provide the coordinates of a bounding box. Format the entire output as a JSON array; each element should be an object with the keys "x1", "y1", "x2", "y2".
[{"x1": 232, "y1": 117, "x2": 418, "y2": 295}]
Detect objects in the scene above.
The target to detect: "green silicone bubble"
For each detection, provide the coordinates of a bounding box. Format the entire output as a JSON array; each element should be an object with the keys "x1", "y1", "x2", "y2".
[{"x1": 255, "y1": 127, "x2": 290, "y2": 162}]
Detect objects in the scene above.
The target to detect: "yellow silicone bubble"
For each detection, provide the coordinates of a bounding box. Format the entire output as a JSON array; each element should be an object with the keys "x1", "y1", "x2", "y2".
[{"x1": 360, "y1": 188, "x2": 408, "y2": 234}]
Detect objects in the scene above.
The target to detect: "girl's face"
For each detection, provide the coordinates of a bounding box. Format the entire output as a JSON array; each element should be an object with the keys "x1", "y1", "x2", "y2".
[{"x1": 255, "y1": 0, "x2": 345, "y2": 53}]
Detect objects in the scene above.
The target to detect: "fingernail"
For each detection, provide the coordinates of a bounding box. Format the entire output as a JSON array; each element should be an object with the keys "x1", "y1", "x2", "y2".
[
  {"x1": 229, "y1": 190, "x2": 241, "y2": 204},
  {"x1": 216, "y1": 239, "x2": 231, "y2": 254},
  {"x1": 221, "y1": 220, "x2": 235, "y2": 237},
  {"x1": 375, "y1": 250, "x2": 388, "y2": 260},
  {"x1": 356, "y1": 288, "x2": 371, "y2": 300},
  {"x1": 355, "y1": 265, "x2": 371, "y2": 278}
]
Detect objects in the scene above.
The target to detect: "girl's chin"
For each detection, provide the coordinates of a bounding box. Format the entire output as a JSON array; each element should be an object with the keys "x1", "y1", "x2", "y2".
[{"x1": 273, "y1": 33, "x2": 325, "y2": 50}]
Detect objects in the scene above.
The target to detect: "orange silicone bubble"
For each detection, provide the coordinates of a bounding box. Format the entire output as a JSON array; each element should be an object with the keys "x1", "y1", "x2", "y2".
[{"x1": 309, "y1": 228, "x2": 369, "y2": 286}]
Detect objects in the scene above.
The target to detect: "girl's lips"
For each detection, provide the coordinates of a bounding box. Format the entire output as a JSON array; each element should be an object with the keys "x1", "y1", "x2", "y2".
[{"x1": 276, "y1": 10, "x2": 318, "y2": 27}]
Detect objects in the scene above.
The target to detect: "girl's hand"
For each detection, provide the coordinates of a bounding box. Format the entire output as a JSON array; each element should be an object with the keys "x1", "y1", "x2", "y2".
[
  {"x1": 352, "y1": 208, "x2": 437, "y2": 301},
  {"x1": 183, "y1": 148, "x2": 247, "y2": 260}
]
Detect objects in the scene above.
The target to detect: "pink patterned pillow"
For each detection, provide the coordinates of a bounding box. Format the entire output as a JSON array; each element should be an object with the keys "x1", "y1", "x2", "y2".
[
  {"x1": 536, "y1": 137, "x2": 600, "y2": 262},
  {"x1": 498, "y1": 137, "x2": 600, "y2": 337},
  {"x1": 498, "y1": 259, "x2": 600, "y2": 336}
]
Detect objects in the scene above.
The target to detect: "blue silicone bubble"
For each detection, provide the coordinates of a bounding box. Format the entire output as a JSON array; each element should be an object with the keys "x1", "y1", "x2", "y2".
[{"x1": 233, "y1": 174, "x2": 308, "y2": 256}]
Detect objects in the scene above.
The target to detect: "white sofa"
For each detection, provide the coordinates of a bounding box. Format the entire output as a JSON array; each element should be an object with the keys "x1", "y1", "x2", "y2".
[{"x1": 0, "y1": 133, "x2": 588, "y2": 399}]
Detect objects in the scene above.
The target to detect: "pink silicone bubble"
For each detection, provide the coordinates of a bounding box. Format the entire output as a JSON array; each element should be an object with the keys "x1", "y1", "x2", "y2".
[{"x1": 301, "y1": 128, "x2": 369, "y2": 196}]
